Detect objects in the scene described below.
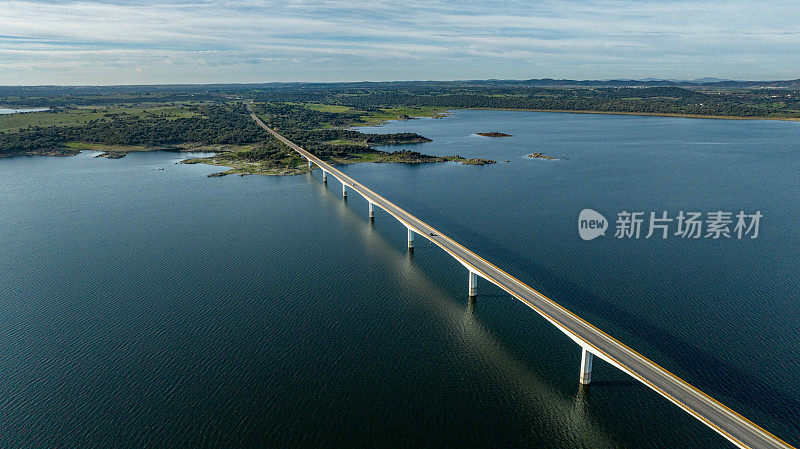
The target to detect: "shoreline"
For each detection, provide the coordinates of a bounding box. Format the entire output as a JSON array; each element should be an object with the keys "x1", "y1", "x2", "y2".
[
  {"x1": 0, "y1": 143, "x2": 241, "y2": 159},
  {"x1": 467, "y1": 107, "x2": 800, "y2": 122},
  {"x1": 349, "y1": 106, "x2": 800, "y2": 126},
  {"x1": 349, "y1": 108, "x2": 452, "y2": 128}
]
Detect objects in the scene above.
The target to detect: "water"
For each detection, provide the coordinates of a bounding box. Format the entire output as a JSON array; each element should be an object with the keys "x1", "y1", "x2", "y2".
[
  {"x1": 1, "y1": 110, "x2": 798, "y2": 448},
  {"x1": 0, "y1": 108, "x2": 50, "y2": 114}
]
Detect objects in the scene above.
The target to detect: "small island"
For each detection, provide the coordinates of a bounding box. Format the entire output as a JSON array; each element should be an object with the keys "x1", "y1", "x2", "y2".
[
  {"x1": 476, "y1": 131, "x2": 513, "y2": 137},
  {"x1": 184, "y1": 149, "x2": 495, "y2": 177},
  {"x1": 527, "y1": 152, "x2": 560, "y2": 160},
  {"x1": 95, "y1": 151, "x2": 128, "y2": 159},
  {"x1": 365, "y1": 150, "x2": 494, "y2": 165}
]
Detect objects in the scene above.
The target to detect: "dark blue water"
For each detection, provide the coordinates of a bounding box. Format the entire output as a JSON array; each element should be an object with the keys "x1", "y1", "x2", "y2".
[{"x1": 1, "y1": 110, "x2": 798, "y2": 448}]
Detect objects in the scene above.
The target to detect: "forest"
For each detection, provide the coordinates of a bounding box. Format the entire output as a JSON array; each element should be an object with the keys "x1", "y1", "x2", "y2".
[
  {"x1": 244, "y1": 85, "x2": 800, "y2": 119},
  {"x1": 0, "y1": 103, "x2": 267, "y2": 155},
  {"x1": 2, "y1": 80, "x2": 798, "y2": 162}
]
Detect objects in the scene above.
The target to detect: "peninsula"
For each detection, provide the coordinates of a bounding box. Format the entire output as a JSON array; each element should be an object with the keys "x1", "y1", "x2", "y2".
[{"x1": 0, "y1": 99, "x2": 496, "y2": 174}]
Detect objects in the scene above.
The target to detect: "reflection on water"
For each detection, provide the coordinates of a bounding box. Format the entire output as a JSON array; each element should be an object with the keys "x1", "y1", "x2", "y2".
[
  {"x1": 311, "y1": 176, "x2": 617, "y2": 448},
  {"x1": 1, "y1": 108, "x2": 798, "y2": 448}
]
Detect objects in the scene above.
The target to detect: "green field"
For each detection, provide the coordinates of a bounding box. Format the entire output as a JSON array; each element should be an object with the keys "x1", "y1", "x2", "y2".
[
  {"x1": 0, "y1": 105, "x2": 198, "y2": 132},
  {"x1": 324, "y1": 139, "x2": 369, "y2": 147},
  {"x1": 287, "y1": 103, "x2": 449, "y2": 126},
  {"x1": 355, "y1": 106, "x2": 450, "y2": 125},
  {"x1": 302, "y1": 103, "x2": 354, "y2": 113}
]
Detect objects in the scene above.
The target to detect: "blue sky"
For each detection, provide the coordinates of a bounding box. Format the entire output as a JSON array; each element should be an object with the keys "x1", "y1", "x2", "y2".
[{"x1": 1, "y1": 0, "x2": 798, "y2": 85}]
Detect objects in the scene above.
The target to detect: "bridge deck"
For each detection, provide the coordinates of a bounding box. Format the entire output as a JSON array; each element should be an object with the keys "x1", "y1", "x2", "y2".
[{"x1": 247, "y1": 106, "x2": 794, "y2": 449}]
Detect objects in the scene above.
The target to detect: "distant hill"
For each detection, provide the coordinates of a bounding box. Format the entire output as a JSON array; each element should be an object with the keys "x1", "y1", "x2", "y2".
[
  {"x1": 1, "y1": 78, "x2": 799, "y2": 99},
  {"x1": 690, "y1": 77, "x2": 734, "y2": 84},
  {"x1": 510, "y1": 78, "x2": 800, "y2": 89}
]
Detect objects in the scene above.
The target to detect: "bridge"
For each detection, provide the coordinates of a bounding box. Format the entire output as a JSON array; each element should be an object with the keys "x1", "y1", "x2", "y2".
[{"x1": 247, "y1": 105, "x2": 794, "y2": 449}]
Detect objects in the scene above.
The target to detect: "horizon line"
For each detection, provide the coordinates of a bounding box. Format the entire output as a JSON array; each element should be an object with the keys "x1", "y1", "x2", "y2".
[{"x1": 2, "y1": 77, "x2": 800, "y2": 89}]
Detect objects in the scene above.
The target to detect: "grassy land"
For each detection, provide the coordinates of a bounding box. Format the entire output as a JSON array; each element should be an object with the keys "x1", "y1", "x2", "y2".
[
  {"x1": 0, "y1": 105, "x2": 198, "y2": 132},
  {"x1": 324, "y1": 139, "x2": 370, "y2": 147},
  {"x1": 303, "y1": 103, "x2": 354, "y2": 113},
  {"x1": 286, "y1": 104, "x2": 452, "y2": 129},
  {"x1": 182, "y1": 144, "x2": 307, "y2": 176},
  {"x1": 354, "y1": 106, "x2": 451, "y2": 125},
  {"x1": 182, "y1": 158, "x2": 308, "y2": 176},
  {"x1": 283, "y1": 103, "x2": 450, "y2": 123}
]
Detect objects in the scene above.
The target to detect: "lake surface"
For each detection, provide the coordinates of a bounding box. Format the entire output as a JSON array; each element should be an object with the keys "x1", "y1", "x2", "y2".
[
  {"x1": 0, "y1": 107, "x2": 50, "y2": 114},
  {"x1": 1, "y1": 110, "x2": 798, "y2": 448}
]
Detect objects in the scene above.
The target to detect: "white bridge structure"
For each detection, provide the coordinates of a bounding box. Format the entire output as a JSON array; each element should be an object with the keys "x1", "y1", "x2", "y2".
[{"x1": 247, "y1": 105, "x2": 794, "y2": 449}]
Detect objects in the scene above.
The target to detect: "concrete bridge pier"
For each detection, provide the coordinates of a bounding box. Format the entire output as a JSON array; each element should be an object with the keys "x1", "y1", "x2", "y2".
[
  {"x1": 369, "y1": 202, "x2": 375, "y2": 221},
  {"x1": 322, "y1": 171, "x2": 327, "y2": 183},
  {"x1": 580, "y1": 347, "x2": 594, "y2": 385},
  {"x1": 342, "y1": 183, "x2": 347, "y2": 198},
  {"x1": 407, "y1": 228, "x2": 414, "y2": 250},
  {"x1": 308, "y1": 160, "x2": 312, "y2": 170},
  {"x1": 469, "y1": 271, "x2": 478, "y2": 297}
]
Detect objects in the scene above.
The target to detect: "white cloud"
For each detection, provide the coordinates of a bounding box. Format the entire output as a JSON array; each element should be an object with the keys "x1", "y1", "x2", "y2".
[{"x1": 0, "y1": 0, "x2": 797, "y2": 84}]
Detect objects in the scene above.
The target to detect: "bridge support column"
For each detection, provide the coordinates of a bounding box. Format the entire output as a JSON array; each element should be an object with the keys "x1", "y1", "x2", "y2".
[
  {"x1": 469, "y1": 271, "x2": 477, "y2": 297},
  {"x1": 369, "y1": 202, "x2": 375, "y2": 220},
  {"x1": 407, "y1": 228, "x2": 414, "y2": 250},
  {"x1": 342, "y1": 183, "x2": 347, "y2": 198},
  {"x1": 467, "y1": 295, "x2": 476, "y2": 314},
  {"x1": 580, "y1": 347, "x2": 593, "y2": 385},
  {"x1": 322, "y1": 171, "x2": 327, "y2": 183}
]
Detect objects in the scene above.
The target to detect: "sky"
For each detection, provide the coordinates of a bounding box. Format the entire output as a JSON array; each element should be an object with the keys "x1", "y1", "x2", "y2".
[{"x1": 0, "y1": 0, "x2": 798, "y2": 85}]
